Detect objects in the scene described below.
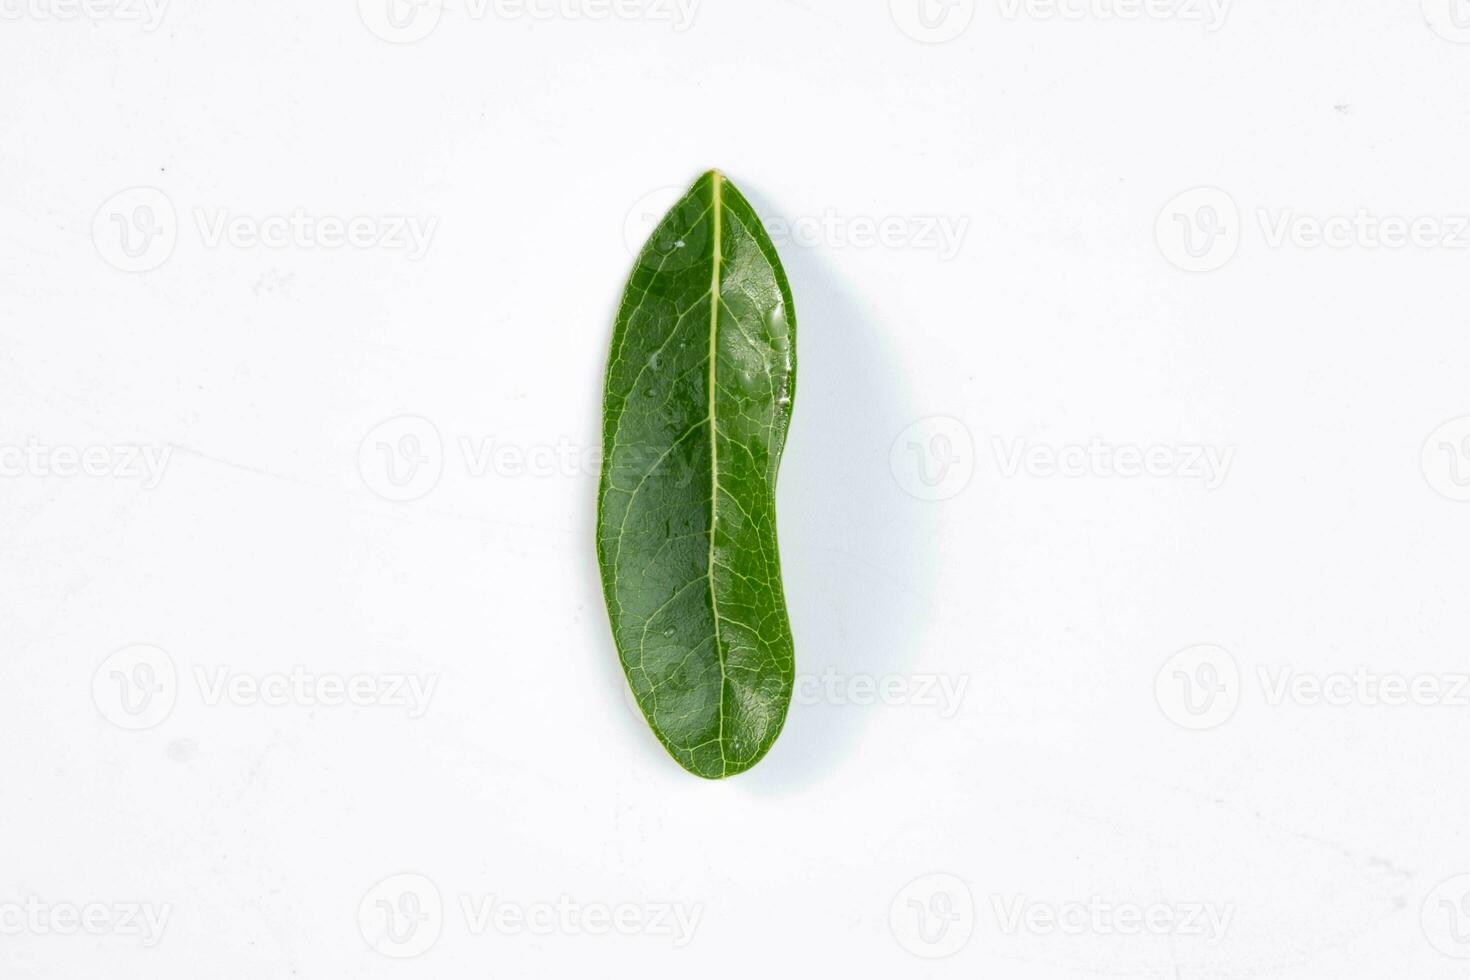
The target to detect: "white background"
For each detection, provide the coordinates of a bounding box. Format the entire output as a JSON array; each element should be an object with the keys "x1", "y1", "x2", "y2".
[{"x1": 3, "y1": 0, "x2": 1470, "y2": 976}]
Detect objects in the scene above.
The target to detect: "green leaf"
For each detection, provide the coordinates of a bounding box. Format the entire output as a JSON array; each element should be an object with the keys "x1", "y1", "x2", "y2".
[{"x1": 597, "y1": 171, "x2": 798, "y2": 779}]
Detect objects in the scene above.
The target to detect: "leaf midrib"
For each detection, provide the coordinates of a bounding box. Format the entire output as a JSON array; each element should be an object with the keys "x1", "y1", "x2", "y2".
[{"x1": 706, "y1": 171, "x2": 728, "y2": 775}]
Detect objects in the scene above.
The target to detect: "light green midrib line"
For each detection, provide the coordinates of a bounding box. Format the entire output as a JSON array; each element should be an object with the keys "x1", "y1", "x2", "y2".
[{"x1": 706, "y1": 172, "x2": 728, "y2": 776}]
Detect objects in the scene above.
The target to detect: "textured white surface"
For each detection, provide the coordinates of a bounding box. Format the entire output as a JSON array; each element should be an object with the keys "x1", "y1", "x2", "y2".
[{"x1": 3, "y1": 1, "x2": 1470, "y2": 976}]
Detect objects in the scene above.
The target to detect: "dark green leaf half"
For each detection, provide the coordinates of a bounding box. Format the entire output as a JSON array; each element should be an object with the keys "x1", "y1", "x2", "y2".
[{"x1": 597, "y1": 171, "x2": 797, "y2": 779}]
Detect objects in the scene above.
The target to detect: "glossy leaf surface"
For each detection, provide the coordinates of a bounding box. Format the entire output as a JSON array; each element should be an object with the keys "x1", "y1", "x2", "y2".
[{"x1": 597, "y1": 171, "x2": 797, "y2": 779}]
